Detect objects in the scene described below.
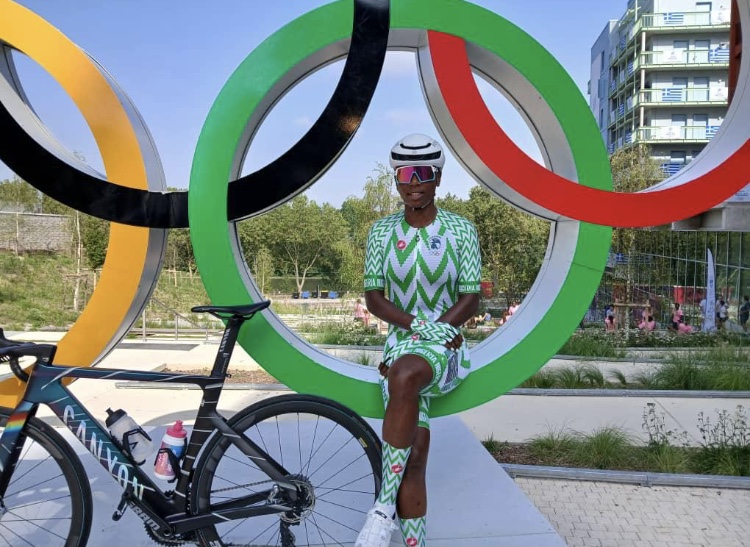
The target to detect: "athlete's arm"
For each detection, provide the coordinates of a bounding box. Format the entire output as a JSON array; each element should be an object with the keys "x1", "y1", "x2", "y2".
[
  {"x1": 365, "y1": 289, "x2": 415, "y2": 331},
  {"x1": 437, "y1": 292, "x2": 480, "y2": 329}
]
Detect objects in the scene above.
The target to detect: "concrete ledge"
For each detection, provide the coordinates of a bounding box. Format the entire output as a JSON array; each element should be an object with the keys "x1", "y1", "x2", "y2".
[{"x1": 502, "y1": 463, "x2": 750, "y2": 490}]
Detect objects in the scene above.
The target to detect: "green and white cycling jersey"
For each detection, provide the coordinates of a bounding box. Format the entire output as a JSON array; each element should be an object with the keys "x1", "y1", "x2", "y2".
[{"x1": 364, "y1": 208, "x2": 482, "y2": 374}]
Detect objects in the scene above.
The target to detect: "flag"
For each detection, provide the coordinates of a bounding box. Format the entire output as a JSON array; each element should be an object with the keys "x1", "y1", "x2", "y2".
[{"x1": 704, "y1": 249, "x2": 716, "y2": 331}]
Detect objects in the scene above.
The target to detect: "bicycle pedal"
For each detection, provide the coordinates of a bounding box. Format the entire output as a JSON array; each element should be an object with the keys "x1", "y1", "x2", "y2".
[{"x1": 112, "y1": 497, "x2": 129, "y2": 521}]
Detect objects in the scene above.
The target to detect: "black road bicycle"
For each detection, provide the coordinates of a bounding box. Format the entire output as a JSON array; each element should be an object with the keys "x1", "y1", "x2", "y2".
[{"x1": 0, "y1": 302, "x2": 382, "y2": 547}]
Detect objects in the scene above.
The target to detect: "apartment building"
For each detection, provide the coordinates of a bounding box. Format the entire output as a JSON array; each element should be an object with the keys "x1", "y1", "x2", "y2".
[{"x1": 590, "y1": 0, "x2": 731, "y2": 176}]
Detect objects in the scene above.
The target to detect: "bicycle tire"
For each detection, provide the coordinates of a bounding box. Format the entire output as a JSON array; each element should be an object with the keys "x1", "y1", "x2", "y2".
[
  {"x1": 192, "y1": 394, "x2": 382, "y2": 547},
  {"x1": 0, "y1": 407, "x2": 92, "y2": 547}
]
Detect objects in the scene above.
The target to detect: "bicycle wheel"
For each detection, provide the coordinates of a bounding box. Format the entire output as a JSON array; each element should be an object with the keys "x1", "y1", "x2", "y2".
[
  {"x1": 193, "y1": 394, "x2": 382, "y2": 547},
  {"x1": 0, "y1": 408, "x2": 92, "y2": 547}
]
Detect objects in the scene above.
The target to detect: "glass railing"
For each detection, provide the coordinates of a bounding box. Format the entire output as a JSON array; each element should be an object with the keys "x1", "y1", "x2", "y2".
[
  {"x1": 640, "y1": 10, "x2": 730, "y2": 28},
  {"x1": 637, "y1": 87, "x2": 729, "y2": 104},
  {"x1": 640, "y1": 48, "x2": 729, "y2": 67},
  {"x1": 635, "y1": 124, "x2": 721, "y2": 142}
]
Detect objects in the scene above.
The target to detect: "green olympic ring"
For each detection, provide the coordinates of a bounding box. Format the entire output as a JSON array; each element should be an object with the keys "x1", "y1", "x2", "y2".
[{"x1": 189, "y1": 0, "x2": 613, "y2": 418}]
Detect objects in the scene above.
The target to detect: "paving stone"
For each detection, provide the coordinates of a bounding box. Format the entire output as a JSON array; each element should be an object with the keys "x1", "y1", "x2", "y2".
[{"x1": 514, "y1": 478, "x2": 750, "y2": 547}]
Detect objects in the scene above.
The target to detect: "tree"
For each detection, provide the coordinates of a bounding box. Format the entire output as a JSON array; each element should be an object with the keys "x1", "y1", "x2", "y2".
[
  {"x1": 609, "y1": 144, "x2": 667, "y2": 305},
  {"x1": 165, "y1": 229, "x2": 196, "y2": 275},
  {"x1": 251, "y1": 247, "x2": 274, "y2": 295},
  {"x1": 336, "y1": 164, "x2": 400, "y2": 292},
  {"x1": 0, "y1": 176, "x2": 40, "y2": 254},
  {"x1": 462, "y1": 187, "x2": 549, "y2": 305},
  {"x1": 340, "y1": 163, "x2": 400, "y2": 248},
  {"x1": 240, "y1": 195, "x2": 350, "y2": 294},
  {"x1": 0, "y1": 176, "x2": 40, "y2": 212},
  {"x1": 79, "y1": 214, "x2": 110, "y2": 269}
]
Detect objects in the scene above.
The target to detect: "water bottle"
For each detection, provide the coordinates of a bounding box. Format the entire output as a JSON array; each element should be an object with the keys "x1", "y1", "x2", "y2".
[
  {"x1": 105, "y1": 408, "x2": 153, "y2": 465},
  {"x1": 153, "y1": 420, "x2": 187, "y2": 481}
]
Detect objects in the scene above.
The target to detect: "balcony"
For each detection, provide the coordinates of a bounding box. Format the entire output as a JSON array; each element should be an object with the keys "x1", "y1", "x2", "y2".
[
  {"x1": 635, "y1": 124, "x2": 721, "y2": 143},
  {"x1": 639, "y1": 47, "x2": 730, "y2": 69},
  {"x1": 640, "y1": 10, "x2": 731, "y2": 30},
  {"x1": 637, "y1": 86, "x2": 729, "y2": 106}
]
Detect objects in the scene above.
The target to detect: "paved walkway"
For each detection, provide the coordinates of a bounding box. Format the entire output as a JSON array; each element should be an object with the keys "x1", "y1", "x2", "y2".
[{"x1": 516, "y1": 478, "x2": 750, "y2": 547}]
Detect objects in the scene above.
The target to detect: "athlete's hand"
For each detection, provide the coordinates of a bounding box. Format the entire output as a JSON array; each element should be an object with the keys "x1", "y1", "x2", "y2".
[
  {"x1": 444, "y1": 333, "x2": 464, "y2": 352},
  {"x1": 378, "y1": 362, "x2": 390, "y2": 378},
  {"x1": 410, "y1": 315, "x2": 460, "y2": 345}
]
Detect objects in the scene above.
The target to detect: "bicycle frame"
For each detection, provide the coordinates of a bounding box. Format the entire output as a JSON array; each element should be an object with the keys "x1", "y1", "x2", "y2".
[{"x1": 0, "y1": 317, "x2": 299, "y2": 537}]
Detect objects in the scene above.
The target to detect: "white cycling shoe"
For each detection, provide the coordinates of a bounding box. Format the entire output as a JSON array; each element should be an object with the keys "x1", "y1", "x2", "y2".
[{"x1": 354, "y1": 506, "x2": 398, "y2": 547}]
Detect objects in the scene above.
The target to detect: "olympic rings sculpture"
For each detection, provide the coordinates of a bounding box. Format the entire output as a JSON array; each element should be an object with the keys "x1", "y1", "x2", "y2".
[{"x1": 0, "y1": 0, "x2": 748, "y2": 417}]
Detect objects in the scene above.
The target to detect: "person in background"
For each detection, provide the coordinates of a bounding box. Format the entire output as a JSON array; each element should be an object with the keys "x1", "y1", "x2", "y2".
[
  {"x1": 604, "y1": 314, "x2": 616, "y2": 332},
  {"x1": 670, "y1": 302, "x2": 684, "y2": 331},
  {"x1": 718, "y1": 299, "x2": 728, "y2": 330},
  {"x1": 677, "y1": 319, "x2": 694, "y2": 335},
  {"x1": 354, "y1": 298, "x2": 370, "y2": 327},
  {"x1": 740, "y1": 295, "x2": 750, "y2": 333},
  {"x1": 638, "y1": 315, "x2": 656, "y2": 333}
]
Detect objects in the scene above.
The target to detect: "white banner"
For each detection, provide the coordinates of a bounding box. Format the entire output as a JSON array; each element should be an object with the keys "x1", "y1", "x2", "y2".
[{"x1": 704, "y1": 248, "x2": 716, "y2": 332}]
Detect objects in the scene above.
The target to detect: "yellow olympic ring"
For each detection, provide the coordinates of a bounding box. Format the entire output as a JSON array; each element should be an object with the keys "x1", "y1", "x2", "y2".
[{"x1": 0, "y1": 0, "x2": 162, "y2": 405}]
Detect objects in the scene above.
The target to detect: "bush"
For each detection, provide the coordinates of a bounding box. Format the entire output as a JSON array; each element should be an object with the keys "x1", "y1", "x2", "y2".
[{"x1": 691, "y1": 406, "x2": 750, "y2": 476}]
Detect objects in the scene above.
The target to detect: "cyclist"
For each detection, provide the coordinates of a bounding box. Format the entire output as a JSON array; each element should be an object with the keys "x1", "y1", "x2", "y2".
[{"x1": 355, "y1": 134, "x2": 481, "y2": 547}]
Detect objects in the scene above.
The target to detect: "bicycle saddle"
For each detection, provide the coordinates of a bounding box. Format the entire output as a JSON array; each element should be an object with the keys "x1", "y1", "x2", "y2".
[{"x1": 191, "y1": 301, "x2": 271, "y2": 319}]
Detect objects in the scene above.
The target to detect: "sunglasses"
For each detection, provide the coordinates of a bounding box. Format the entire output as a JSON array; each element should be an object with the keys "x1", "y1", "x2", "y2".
[{"x1": 394, "y1": 165, "x2": 440, "y2": 185}]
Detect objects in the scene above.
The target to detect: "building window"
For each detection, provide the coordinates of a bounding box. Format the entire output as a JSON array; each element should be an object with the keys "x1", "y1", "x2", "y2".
[
  {"x1": 692, "y1": 77, "x2": 709, "y2": 101},
  {"x1": 673, "y1": 40, "x2": 689, "y2": 50}
]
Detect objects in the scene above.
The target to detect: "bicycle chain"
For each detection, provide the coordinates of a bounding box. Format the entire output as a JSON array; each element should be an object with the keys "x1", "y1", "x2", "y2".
[{"x1": 212, "y1": 478, "x2": 275, "y2": 494}]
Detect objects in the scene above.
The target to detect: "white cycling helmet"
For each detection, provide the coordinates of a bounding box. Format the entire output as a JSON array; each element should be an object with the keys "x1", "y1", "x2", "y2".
[{"x1": 389, "y1": 133, "x2": 446, "y2": 170}]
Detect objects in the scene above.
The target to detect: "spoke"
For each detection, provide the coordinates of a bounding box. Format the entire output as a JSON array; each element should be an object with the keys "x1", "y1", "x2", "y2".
[
  {"x1": 309, "y1": 511, "x2": 330, "y2": 547},
  {"x1": 313, "y1": 451, "x2": 367, "y2": 489},
  {"x1": 307, "y1": 435, "x2": 358, "y2": 481},
  {"x1": 4, "y1": 454, "x2": 54, "y2": 498},
  {"x1": 0, "y1": 515, "x2": 72, "y2": 522},
  {"x1": 305, "y1": 421, "x2": 340, "y2": 478},
  {"x1": 297, "y1": 414, "x2": 302, "y2": 473},
  {"x1": 5, "y1": 474, "x2": 67, "y2": 501},
  {"x1": 303, "y1": 416, "x2": 321, "y2": 478},
  {"x1": 0, "y1": 526, "x2": 30, "y2": 547},
  {"x1": 247, "y1": 516, "x2": 278, "y2": 546},
  {"x1": 311, "y1": 508, "x2": 359, "y2": 534},
  {"x1": 3, "y1": 493, "x2": 72, "y2": 513},
  {"x1": 314, "y1": 497, "x2": 367, "y2": 515},
  {"x1": 311, "y1": 510, "x2": 353, "y2": 547},
  {"x1": 276, "y1": 417, "x2": 283, "y2": 470},
  {"x1": 255, "y1": 423, "x2": 273, "y2": 469},
  {"x1": 316, "y1": 472, "x2": 375, "y2": 499},
  {"x1": 5, "y1": 508, "x2": 68, "y2": 542}
]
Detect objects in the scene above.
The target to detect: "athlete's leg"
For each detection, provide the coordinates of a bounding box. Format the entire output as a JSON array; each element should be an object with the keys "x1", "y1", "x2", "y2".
[
  {"x1": 397, "y1": 426, "x2": 430, "y2": 517},
  {"x1": 383, "y1": 354, "x2": 433, "y2": 446},
  {"x1": 377, "y1": 355, "x2": 432, "y2": 513},
  {"x1": 356, "y1": 355, "x2": 432, "y2": 546}
]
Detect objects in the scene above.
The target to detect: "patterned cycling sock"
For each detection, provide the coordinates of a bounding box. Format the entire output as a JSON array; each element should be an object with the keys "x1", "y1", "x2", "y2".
[
  {"x1": 375, "y1": 441, "x2": 411, "y2": 516},
  {"x1": 400, "y1": 515, "x2": 426, "y2": 547}
]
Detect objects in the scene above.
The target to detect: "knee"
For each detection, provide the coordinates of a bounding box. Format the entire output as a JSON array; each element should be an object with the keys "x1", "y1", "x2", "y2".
[{"x1": 387, "y1": 362, "x2": 425, "y2": 396}]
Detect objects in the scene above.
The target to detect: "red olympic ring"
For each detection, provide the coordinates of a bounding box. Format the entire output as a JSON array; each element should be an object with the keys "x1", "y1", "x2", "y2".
[{"x1": 428, "y1": 31, "x2": 750, "y2": 228}]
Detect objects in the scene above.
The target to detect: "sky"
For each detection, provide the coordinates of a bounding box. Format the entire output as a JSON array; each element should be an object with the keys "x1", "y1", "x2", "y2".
[{"x1": 1, "y1": 0, "x2": 625, "y2": 208}]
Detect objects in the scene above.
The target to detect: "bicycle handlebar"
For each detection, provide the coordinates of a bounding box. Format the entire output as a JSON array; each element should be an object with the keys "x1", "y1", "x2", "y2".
[{"x1": 0, "y1": 329, "x2": 56, "y2": 382}]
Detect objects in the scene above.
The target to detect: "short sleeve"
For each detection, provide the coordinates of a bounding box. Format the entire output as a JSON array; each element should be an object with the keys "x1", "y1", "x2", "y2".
[
  {"x1": 364, "y1": 222, "x2": 386, "y2": 291},
  {"x1": 458, "y1": 221, "x2": 482, "y2": 294}
]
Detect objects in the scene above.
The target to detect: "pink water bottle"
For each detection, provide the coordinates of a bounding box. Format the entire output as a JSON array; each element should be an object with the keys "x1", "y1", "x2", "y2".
[{"x1": 153, "y1": 421, "x2": 187, "y2": 481}]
